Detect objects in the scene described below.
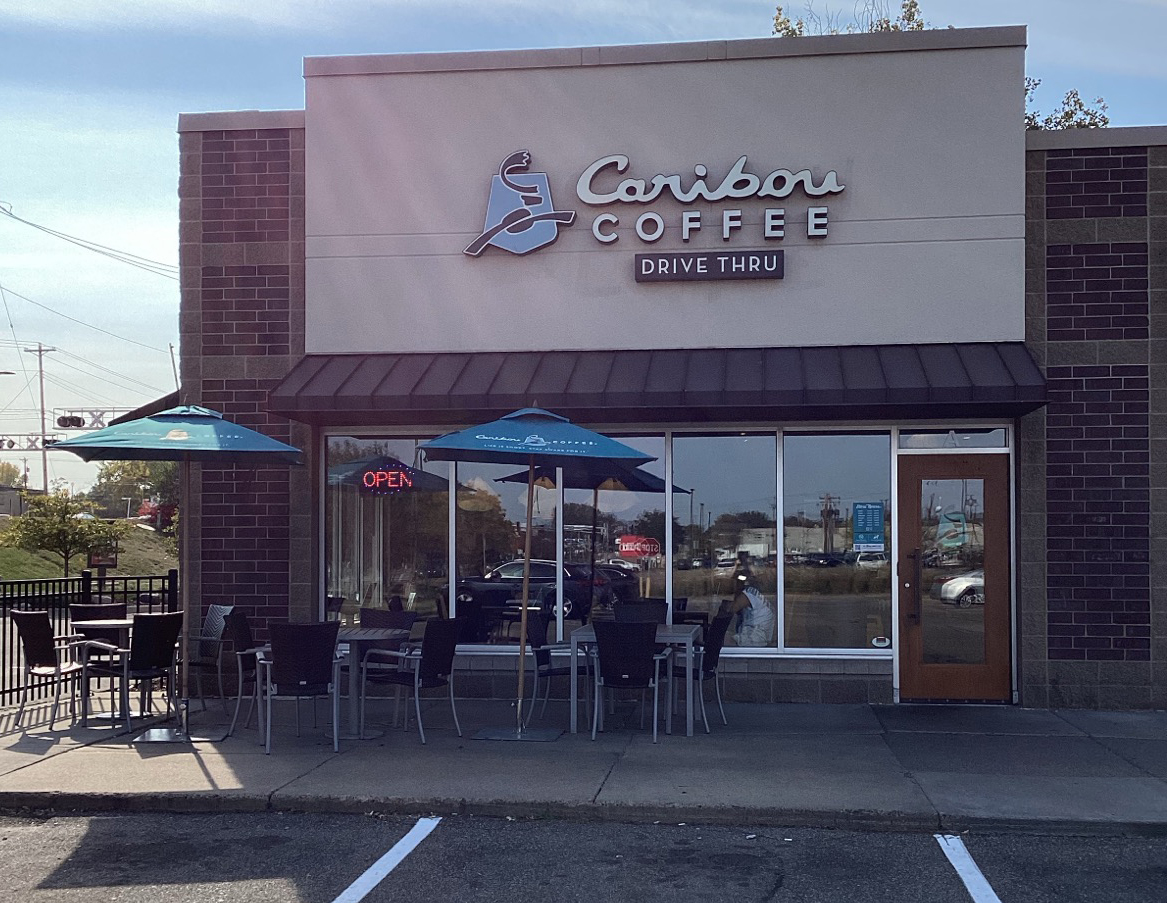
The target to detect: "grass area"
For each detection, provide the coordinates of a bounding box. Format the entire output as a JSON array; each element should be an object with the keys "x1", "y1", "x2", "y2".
[{"x1": 0, "y1": 524, "x2": 178, "y2": 580}]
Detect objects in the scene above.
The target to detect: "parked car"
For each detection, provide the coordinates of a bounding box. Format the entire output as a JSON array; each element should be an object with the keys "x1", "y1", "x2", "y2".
[
  {"x1": 593, "y1": 565, "x2": 639, "y2": 605},
  {"x1": 453, "y1": 559, "x2": 609, "y2": 624},
  {"x1": 854, "y1": 552, "x2": 888, "y2": 570},
  {"x1": 930, "y1": 569, "x2": 985, "y2": 607},
  {"x1": 599, "y1": 556, "x2": 639, "y2": 573}
]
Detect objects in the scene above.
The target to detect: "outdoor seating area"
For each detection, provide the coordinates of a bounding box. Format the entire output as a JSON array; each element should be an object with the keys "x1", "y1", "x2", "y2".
[{"x1": 4, "y1": 587, "x2": 738, "y2": 756}]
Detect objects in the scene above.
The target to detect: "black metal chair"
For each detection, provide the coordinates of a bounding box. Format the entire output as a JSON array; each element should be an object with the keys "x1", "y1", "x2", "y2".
[
  {"x1": 187, "y1": 603, "x2": 232, "y2": 711},
  {"x1": 524, "y1": 611, "x2": 590, "y2": 726},
  {"x1": 673, "y1": 611, "x2": 733, "y2": 732},
  {"x1": 615, "y1": 599, "x2": 668, "y2": 624},
  {"x1": 359, "y1": 617, "x2": 461, "y2": 744},
  {"x1": 590, "y1": 620, "x2": 671, "y2": 743},
  {"x1": 260, "y1": 621, "x2": 342, "y2": 755},
  {"x1": 81, "y1": 611, "x2": 184, "y2": 736},
  {"x1": 223, "y1": 608, "x2": 264, "y2": 736},
  {"x1": 11, "y1": 610, "x2": 85, "y2": 729}
]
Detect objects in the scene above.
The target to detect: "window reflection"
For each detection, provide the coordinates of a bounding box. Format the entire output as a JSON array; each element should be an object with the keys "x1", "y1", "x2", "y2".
[
  {"x1": 672, "y1": 434, "x2": 777, "y2": 649},
  {"x1": 324, "y1": 437, "x2": 448, "y2": 627},
  {"x1": 783, "y1": 433, "x2": 891, "y2": 650},
  {"x1": 562, "y1": 436, "x2": 665, "y2": 614},
  {"x1": 920, "y1": 478, "x2": 986, "y2": 664}
]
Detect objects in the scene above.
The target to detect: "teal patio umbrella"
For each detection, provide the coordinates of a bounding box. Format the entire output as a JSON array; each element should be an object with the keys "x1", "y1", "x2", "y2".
[
  {"x1": 421, "y1": 408, "x2": 654, "y2": 739},
  {"x1": 51, "y1": 405, "x2": 302, "y2": 742}
]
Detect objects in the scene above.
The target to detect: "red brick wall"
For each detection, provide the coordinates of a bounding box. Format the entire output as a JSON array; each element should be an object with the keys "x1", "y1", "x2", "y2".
[{"x1": 179, "y1": 116, "x2": 309, "y2": 637}]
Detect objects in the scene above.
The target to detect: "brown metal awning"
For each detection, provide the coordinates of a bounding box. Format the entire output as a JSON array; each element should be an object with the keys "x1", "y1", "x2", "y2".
[{"x1": 268, "y1": 343, "x2": 1046, "y2": 426}]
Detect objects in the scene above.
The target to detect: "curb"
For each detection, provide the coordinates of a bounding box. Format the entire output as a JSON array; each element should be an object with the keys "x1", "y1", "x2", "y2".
[{"x1": 4, "y1": 791, "x2": 1166, "y2": 837}]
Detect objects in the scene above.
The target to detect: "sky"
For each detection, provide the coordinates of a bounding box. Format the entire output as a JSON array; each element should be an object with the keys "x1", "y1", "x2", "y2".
[{"x1": 1, "y1": 0, "x2": 1164, "y2": 493}]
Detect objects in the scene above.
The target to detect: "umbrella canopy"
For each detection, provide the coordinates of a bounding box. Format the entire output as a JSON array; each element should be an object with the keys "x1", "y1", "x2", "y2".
[
  {"x1": 50, "y1": 404, "x2": 303, "y2": 743},
  {"x1": 50, "y1": 405, "x2": 302, "y2": 464},
  {"x1": 494, "y1": 460, "x2": 686, "y2": 495},
  {"x1": 420, "y1": 408, "x2": 654, "y2": 737},
  {"x1": 421, "y1": 408, "x2": 653, "y2": 469}
]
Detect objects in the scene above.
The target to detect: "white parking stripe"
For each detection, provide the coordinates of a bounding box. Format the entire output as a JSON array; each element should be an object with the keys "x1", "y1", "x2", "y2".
[
  {"x1": 935, "y1": 834, "x2": 1003, "y2": 903},
  {"x1": 332, "y1": 816, "x2": 442, "y2": 903}
]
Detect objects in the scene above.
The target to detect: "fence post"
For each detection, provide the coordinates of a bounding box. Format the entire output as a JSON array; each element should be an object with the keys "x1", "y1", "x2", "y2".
[
  {"x1": 167, "y1": 568, "x2": 179, "y2": 613},
  {"x1": 81, "y1": 569, "x2": 92, "y2": 604}
]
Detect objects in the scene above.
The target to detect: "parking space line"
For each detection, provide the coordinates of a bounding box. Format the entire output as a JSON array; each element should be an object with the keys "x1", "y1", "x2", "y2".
[
  {"x1": 332, "y1": 816, "x2": 442, "y2": 903},
  {"x1": 934, "y1": 834, "x2": 1003, "y2": 903}
]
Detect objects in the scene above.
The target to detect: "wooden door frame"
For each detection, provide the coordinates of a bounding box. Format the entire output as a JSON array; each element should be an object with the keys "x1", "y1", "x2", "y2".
[{"x1": 895, "y1": 452, "x2": 1013, "y2": 703}]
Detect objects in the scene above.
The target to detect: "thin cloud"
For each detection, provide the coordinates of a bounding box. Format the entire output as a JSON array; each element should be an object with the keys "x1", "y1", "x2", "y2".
[{"x1": 0, "y1": 0, "x2": 770, "y2": 40}]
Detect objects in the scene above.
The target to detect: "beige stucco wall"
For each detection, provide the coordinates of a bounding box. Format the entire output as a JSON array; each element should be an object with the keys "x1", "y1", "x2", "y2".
[{"x1": 303, "y1": 28, "x2": 1026, "y2": 355}]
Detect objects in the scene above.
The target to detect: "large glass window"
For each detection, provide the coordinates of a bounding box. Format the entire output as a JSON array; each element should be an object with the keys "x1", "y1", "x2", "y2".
[
  {"x1": 782, "y1": 433, "x2": 892, "y2": 650},
  {"x1": 672, "y1": 434, "x2": 778, "y2": 649},
  {"x1": 562, "y1": 436, "x2": 666, "y2": 614},
  {"x1": 453, "y1": 460, "x2": 558, "y2": 644},
  {"x1": 325, "y1": 437, "x2": 448, "y2": 626}
]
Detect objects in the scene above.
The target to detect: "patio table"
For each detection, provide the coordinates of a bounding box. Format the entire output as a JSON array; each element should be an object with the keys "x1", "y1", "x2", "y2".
[
  {"x1": 569, "y1": 622, "x2": 701, "y2": 736},
  {"x1": 72, "y1": 617, "x2": 157, "y2": 722},
  {"x1": 337, "y1": 626, "x2": 410, "y2": 739}
]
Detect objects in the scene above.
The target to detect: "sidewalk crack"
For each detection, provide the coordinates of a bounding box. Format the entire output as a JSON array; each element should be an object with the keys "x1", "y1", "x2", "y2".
[{"x1": 591, "y1": 734, "x2": 633, "y2": 805}]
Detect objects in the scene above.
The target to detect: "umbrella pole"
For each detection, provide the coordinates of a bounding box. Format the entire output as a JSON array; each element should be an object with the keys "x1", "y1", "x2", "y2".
[
  {"x1": 589, "y1": 487, "x2": 598, "y2": 592},
  {"x1": 180, "y1": 455, "x2": 191, "y2": 737},
  {"x1": 515, "y1": 456, "x2": 535, "y2": 734}
]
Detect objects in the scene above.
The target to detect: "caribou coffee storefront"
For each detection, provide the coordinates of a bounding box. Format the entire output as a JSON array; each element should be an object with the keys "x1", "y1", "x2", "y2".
[{"x1": 177, "y1": 26, "x2": 1165, "y2": 708}]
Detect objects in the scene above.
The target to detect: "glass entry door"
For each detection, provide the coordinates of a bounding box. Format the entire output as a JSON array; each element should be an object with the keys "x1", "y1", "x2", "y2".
[{"x1": 897, "y1": 454, "x2": 1011, "y2": 702}]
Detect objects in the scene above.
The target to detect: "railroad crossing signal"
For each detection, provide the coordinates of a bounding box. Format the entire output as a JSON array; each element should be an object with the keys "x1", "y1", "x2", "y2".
[
  {"x1": 0, "y1": 434, "x2": 63, "y2": 450},
  {"x1": 52, "y1": 408, "x2": 133, "y2": 430}
]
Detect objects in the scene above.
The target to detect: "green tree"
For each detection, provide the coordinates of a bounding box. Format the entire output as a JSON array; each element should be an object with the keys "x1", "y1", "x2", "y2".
[
  {"x1": 0, "y1": 461, "x2": 23, "y2": 487},
  {"x1": 1, "y1": 491, "x2": 127, "y2": 576},
  {"x1": 628, "y1": 509, "x2": 686, "y2": 552},
  {"x1": 772, "y1": 1, "x2": 1108, "y2": 128},
  {"x1": 84, "y1": 461, "x2": 178, "y2": 518}
]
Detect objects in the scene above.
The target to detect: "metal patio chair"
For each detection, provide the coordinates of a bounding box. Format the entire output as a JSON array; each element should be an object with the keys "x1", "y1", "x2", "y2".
[
  {"x1": 260, "y1": 620, "x2": 342, "y2": 755},
  {"x1": 590, "y1": 620, "x2": 671, "y2": 743},
  {"x1": 359, "y1": 617, "x2": 461, "y2": 744},
  {"x1": 11, "y1": 609, "x2": 86, "y2": 729}
]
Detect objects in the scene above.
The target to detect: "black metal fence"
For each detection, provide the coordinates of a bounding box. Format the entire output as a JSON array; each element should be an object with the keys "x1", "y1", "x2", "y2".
[{"x1": 0, "y1": 569, "x2": 178, "y2": 705}]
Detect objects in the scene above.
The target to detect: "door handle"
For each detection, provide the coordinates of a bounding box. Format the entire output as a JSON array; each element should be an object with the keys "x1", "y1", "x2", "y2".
[{"x1": 904, "y1": 548, "x2": 922, "y2": 624}]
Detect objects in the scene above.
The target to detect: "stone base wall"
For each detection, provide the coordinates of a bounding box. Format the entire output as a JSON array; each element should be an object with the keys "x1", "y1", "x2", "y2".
[{"x1": 449, "y1": 655, "x2": 893, "y2": 705}]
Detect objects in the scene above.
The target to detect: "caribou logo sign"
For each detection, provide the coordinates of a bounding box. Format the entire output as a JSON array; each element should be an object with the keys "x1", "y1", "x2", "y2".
[
  {"x1": 463, "y1": 150, "x2": 577, "y2": 257},
  {"x1": 464, "y1": 148, "x2": 846, "y2": 282}
]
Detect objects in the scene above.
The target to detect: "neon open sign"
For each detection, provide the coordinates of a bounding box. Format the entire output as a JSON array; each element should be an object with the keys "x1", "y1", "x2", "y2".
[{"x1": 360, "y1": 468, "x2": 415, "y2": 494}]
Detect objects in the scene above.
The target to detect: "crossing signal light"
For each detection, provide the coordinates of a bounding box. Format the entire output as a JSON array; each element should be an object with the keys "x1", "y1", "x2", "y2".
[{"x1": 56, "y1": 415, "x2": 84, "y2": 429}]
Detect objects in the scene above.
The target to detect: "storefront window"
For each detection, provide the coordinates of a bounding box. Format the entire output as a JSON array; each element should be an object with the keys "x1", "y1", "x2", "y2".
[
  {"x1": 782, "y1": 433, "x2": 892, "y2": 650},
  {"x1": 562, "y1": 436, "x2": 665, "y2": 617},
  {"x1": 324, "y1": 437, "x2": 448, "y2": 626},
  {"x1": 672, "y1": 434, "x2": 778, "y2": 649},
  {"x1": 454, "y1": 460, "x2": 557, "y2": 645},
  {"x1": 899, "y1": 428, "x2": 1006, "y2": 449}
]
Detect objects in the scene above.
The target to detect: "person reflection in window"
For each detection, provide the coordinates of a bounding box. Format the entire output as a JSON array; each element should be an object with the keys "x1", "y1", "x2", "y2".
[{"x1": 726, "y1": 553, "x2": 775, "y2": 646}]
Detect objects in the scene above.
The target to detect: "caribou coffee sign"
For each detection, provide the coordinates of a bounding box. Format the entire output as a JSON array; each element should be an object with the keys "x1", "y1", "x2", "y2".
[{"x1": 464, "y1": 149, "x2": 845, "y2": 283}]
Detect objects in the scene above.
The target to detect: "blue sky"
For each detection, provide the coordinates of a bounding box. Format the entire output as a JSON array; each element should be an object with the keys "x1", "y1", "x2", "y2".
[{"x1": 0, "y1": 0, "x2": 1164, "y2": 491}]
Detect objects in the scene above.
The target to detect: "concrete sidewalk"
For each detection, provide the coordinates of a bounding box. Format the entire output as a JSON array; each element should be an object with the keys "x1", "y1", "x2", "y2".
[{"x1": 0, "y1": 694, "x2": 1165, "y2": 835}]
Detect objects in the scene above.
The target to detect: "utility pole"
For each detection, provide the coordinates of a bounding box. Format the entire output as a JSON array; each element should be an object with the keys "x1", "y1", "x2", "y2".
[{"x1": 23, "y1": 343, "x2": 55, "y2": 491}]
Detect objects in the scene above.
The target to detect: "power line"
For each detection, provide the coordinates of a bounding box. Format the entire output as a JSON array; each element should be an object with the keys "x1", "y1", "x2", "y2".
[
  {"x1": 0, "y1": 285, "x2": 36, "y2": 409},
  {"x1": 0, "y1": 206, "x2": 179, "y2": 279},
  {"x1": 0, "y1": 282, "x2": 170, "y2": 355},
  {"x1": 44, "y1": 371, "x2": 120, "y2": 407},
  {"x1": 53, "y1": 349, "x2": 166, "y2": 395}
]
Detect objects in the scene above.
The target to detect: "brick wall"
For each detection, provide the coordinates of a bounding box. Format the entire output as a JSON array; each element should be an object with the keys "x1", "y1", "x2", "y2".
[
  {"x1": 178, "y1": 112, "x2": 313, "y2": 636},
  {"x1": 1022, "y1": 131, "x2": 1166, "y2": 708}
]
